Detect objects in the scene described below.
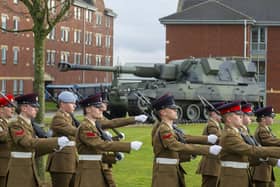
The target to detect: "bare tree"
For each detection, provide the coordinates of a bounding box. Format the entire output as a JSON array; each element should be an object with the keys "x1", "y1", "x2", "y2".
[
  {"x1": 1, "y1": 0, "x2": 73, "y2": 123},
  {"x1": 1, "y1": 0, "x2": 73, "y2": 180}
]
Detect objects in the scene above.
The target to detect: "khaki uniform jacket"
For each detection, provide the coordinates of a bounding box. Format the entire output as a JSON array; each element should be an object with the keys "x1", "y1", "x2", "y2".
[
  {"x1": 197, "y1": 118, "x2": 222, "y2": 176},
  {"x1": 74, "y1": 118, "x2": 131, "y2": 187},
  {"x1": 217, "y1": 126, "x2": 280, "y2": 187},
  {"x1": 98, "y1": 117, "x2": 136, "y2": 169},
  {"x1": 46, "y1": 110, "x2": 78, "y2": 173},
  {"x1": 151, "y1": 121, "x2": 210, "y2": 187},
  {"x1": 97, "y1": 117, "x2": 136, "y2": 130},
  {"x1": 7, "y1": 116, "x2": 58, "y2": 187},
  {"x1": 253, "y1": 125, "x2": 280, "y2": 182},
  {"x1": 0, "y1": 117, "x2": 10, "y2": 177}
]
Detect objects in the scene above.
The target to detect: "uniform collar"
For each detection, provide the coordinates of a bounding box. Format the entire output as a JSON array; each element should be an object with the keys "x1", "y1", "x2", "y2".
[
  {"x1": 19, "y1": 114, "x2": 31, "y2": 125},
  {"x1": 0, "y1": 116, "x2": 8, "y2": 124},
  {"x1": 85, "y1": 117, "x2": 96, "y2": 127}
]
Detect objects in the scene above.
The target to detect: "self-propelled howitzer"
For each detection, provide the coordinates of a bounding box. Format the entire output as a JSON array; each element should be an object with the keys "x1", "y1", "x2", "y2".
[{"x1": 58, "y1": 57, "x2": 265, "y2": 122}]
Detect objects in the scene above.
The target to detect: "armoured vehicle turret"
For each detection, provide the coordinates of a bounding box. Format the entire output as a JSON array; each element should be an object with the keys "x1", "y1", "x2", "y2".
[{"x1": 58, "y1": 57, "x2": 265, "y2": 122}]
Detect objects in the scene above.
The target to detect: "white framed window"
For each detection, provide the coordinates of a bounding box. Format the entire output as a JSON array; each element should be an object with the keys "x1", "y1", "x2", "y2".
[
  {"x1": 48, "y1": 0, "x2": 56, "y2": 14},
  {"x1": 1, "y1": 80, "x2": 6, "y2": 94},
  {"x1": 61, "y1": 27, "x2": 69, "y2": 42},
  {"x1": 96, "y1": 14, "x2": 102, "y2": 25},
  {"x1": 47, "y1": 28, "x2": 55, "y2": 40},
  {"x1": 74, "y1": 53, "x2": 81, "y2": 64},
  {"x1": 85, "y1": 31, "x2": 92, "y2": 45},
  {"x1": 96, "y1": 33, "x2": 102, "y2": 47},
  {"x1": 1, "y1": 46, "x2": 7, "y2": 64},
  {"x1": 96, "y1": 55, "x2": 102, "y2": 66},
  {"x1": 1, "y1": 15, "x2": 8, "y2": 31},
  {"x1": 13, "y1": 16, "x2": 19, "y2": 31},
  {"x1": 74, "y1": 30, "x2": 81, "y2": 43},
  {"x1": 85, "y1": 54, "x2": 92, "y2": 65},
  {"x1": 51, "y1": 51, "x2": 56, "y2": 65},
  {"x1": 13, "y1": 47, "x2": 19, "y2": 64},
  {"x1": 60, "y1": 51, "x2": 70, "y2": 62},
  {"x1": 19, "y1": 80, "x2": 24, "y2": 94},
  {"x1": 13, "y1": 80, "x2": 18, "y2": 95},
  {"x1": 105, "y1": 16, "x2": 111, "y2": 28},
  {"x1": 46, "y1": 50, "x2": 51, "y2": 65},
  {"x1": 105, "y1": 35, "x2": 111, "y2": 48},
  {"x1": 85, "y1": 10, "x2": 92, "y2": 22},
  {"x1": 74, "y1": 7, "x2": 81, "y2": 20},
  {"x1": 105, "y1": 56, "x2": 111, "y2": 66}
]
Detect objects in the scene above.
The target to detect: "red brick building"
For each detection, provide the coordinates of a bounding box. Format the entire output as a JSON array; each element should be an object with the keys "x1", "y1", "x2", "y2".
[
  {"x1": 0, "y1": 0, "x2": 115, "y2": 95},
  {"x1": 160, "y1": 0, "x2": 280, "y2": 110}
]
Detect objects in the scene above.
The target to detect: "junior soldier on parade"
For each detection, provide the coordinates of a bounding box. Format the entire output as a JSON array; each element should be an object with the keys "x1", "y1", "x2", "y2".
[
  {"x1": 151, "y1": 93, "x2": 222, "y2": 187},
  {"x1": 196, "y1": 102, "x2": 224, "y2": 187},
  {"x1": 74, "y1": 93, "x2": 143, "y2": 187},
  {"x1": 253, "y1": 106, "x2": 280, "y2": 187},
  {"x1": 98, "y1": 92, "x2": 147, "y2": 187},
  {"x1": 216, "y1": 101, "x2": 280, "y2": 187},
  {"x1": 46, "y1": 91, "x2": 78, "y2": 187},
  {"x1": 7, "y1": 93, "x2": 70, "y2": 187},
  {"x1": 0, "y1": 94, "x2": 15, "y2": 187}
]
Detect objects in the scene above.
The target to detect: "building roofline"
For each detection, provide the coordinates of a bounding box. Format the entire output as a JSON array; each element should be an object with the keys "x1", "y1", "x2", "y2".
[
  {"x1": 104, "y1": 8, "x2": 117, "y2": 17},
  {"x1": 160, "y1": 19, "x2": 256, "y2": 25},
  {"x1": 73, "y1": 1, "x2": 97, "y2": 11}
]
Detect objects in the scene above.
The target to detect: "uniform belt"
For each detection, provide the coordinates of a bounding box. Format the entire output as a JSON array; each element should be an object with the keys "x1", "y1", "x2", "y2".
[
  {"x1": 221, "y1": 161, "x2": 249, "y2": 169},
  {"x1": 156, "y1": 158, "x2": 179, "y2": 165},
  {"x1": 79, "y1": 154, "x2": 102, "y2": 161},
  {"x1": 65, "y1": 141, "x2": 76, "y2": 146},
  {"x1": 11, "y1": 152, "x2": 33, "y2": 158}
]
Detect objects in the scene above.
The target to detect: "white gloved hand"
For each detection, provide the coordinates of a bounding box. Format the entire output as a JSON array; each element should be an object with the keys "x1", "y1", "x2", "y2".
[
  {"x1": 105, "y1": 131, "x2": 113, "y2": 138},
  {"x1": 209, "y1": 145, "x2": 222, "y2": 155},
  {"x1": 57, "y1": 136, "x2": 70, "y2": 147},
  {"x1": 134, "y1": 114, "x2": 148, "y2": 122},
  {"x1": 130, "y1": 141, "x2": 143, "y2": 151},
  {"x1": 277, "y1": 159, "x2": 280, "y2": 167},
  {"x1": 119, "y1": 132, "x2": 125, "y2": 140},
  {"x1": 115, "y1": 152, "x2": 125, "y2": 161},
  {"x1": 207, "y1": 134, "x2": 218, "y2": 144}
]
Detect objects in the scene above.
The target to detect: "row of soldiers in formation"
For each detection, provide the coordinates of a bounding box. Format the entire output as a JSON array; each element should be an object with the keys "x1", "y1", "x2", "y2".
[{"x1": 0, "y1": 91, "x2": 280, "y2": 187}]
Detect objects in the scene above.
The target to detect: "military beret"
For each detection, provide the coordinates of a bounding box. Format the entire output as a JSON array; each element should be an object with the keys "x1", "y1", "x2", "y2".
[
  {"x1": 58, "y1": 91, "x2": 77, "y2": 103},
  {"x1": 151, "y1": 93, "x2": 178, "y2": 111},
  {"x1": 241, "y1": 102, "x2": 254, "y2": 116},
  {"x1": 79, "y1": 93, "x2": 102, "y2": 108},
  {"x1": 15, "y1": 93, "x2": 39, "y2": 107},
  {"x1": 0, "y1": 94, "x2": 15, "y2": 107},
  {"x1": 217, "y1": 101, "x2": 242, "y2": 115},
  {"x1": 206, "y1": 102, "x2": 225, "y2": 112},
  {"x1": 254, "y1": 106, "x2": 275, "y2": 118}
]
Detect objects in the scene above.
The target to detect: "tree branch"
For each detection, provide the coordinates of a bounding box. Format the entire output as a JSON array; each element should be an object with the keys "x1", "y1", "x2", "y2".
[{"x1": 0, "y1": 27, "x2": 32, "y2": 33}]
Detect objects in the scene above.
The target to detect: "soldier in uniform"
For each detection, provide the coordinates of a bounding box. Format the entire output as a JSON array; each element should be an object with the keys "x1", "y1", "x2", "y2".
[
  {"x1": 216, "y1": 101, "x2": 280, "y2": 187},
  {"x1": 253, "y1": 106, "x2": 280, "y2": 187},
  {"x1": 7, "y1": 93, "x2": 70, "y2": 187},
  {"x1": 151, "y1": 93, "x2": 222, "y2": 187},
  {"x1": 74, "y1": 93, "x2": 143, "y2": 187},
  {"x1": 0, "y1": 94, "x2": 15, "y2": 187},
  {"x1": 46, "y1": 91, "x2": 78, "y2": 187},
  {"x1": 196, "y1": 102, "x2": 224, "y2": 187},
  {"x1": 98, "y1": 92, "x2": 148, "y2": 187}
]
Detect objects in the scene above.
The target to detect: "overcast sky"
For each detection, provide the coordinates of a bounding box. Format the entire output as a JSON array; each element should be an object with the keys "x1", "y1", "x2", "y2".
[{"x1": 104, "y1": 0, "x2": 178, "y2": 65}]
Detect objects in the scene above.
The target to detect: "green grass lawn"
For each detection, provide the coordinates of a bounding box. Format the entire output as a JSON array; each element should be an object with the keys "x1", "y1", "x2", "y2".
[
  {"x1": 110, "y1": 123, "x2": 280, "y2": 187},
  {"x1": 42, "y1": 117, "x2": 280, "y2": 187}
]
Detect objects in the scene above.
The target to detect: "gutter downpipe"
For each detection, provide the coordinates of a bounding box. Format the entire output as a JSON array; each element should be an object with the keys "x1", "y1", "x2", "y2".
[{"x1": 244, "y1": 19, "x2": 247, "y2": 58}]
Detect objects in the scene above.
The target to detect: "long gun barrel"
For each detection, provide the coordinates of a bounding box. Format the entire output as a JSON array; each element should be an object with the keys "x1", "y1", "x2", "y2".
[{"x1": 58, "y1": 62, "x2": 178, "y2": 81}]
